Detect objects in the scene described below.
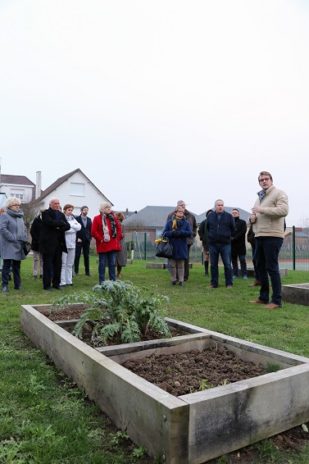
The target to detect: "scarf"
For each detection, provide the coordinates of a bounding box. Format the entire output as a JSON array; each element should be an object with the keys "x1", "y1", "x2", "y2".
[
  {"x1": 102, "y1": 213, "x2": 117, "y2": 242},
  {"x1": 257, "y1": 190, "x2": 266, "y2": 202}
]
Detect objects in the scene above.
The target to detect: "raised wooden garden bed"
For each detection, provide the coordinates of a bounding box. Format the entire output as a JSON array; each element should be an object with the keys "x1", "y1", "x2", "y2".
[{"x1": 21, "y1": 304, "x2": 309, "y2": 463}]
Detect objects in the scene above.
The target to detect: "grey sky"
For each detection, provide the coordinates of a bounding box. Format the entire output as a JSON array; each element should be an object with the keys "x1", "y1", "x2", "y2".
[{"x1": 1, "y1": 0, "x2": 308, "y2": 225}]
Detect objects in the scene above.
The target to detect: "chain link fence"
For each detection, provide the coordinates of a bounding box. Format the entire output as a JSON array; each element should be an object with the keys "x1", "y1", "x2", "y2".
[{"x1": 124, "y1": 228, "x2": 309, "y2": 271}]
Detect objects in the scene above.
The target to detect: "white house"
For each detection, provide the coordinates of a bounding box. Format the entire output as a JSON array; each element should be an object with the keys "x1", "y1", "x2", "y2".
[
  {"x1": 34, "y1": 168, "x2": 113, "y2": 218},
  {"x1": 0, "y1": 174, "x2": 35, "y2": 203}
]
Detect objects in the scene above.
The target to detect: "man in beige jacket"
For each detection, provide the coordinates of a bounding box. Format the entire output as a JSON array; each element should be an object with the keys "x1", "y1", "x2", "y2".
[{"x1": 249, "y1": 171, "x2": 288, "y2": 309}]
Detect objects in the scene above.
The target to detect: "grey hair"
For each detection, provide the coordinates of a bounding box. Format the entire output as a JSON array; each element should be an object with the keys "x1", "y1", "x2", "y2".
[
  {"x1": 214, "y1": 199, "x2": 224, "y2": 207},
  {"x1": 6, "y1": 197, "x2": 21, "y2": 208},
  {"x1": 99, "y1": 202, "x2": 112, "y2": 212}
]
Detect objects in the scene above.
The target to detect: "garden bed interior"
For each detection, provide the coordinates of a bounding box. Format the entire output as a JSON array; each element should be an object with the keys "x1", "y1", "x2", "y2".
[{"x1": 21, "y1": 304, "x2": 309, "y2": 464}]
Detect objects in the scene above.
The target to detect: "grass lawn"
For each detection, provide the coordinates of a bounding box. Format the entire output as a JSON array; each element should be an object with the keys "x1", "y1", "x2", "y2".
[{"x1": 0, "y1": 257, "x2": 309, "y2": 463}]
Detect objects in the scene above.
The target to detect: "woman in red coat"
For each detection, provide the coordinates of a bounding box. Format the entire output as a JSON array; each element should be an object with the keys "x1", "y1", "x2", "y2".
[{"x1": 91, "y1": 203, "x2": 122, "y2": 283}]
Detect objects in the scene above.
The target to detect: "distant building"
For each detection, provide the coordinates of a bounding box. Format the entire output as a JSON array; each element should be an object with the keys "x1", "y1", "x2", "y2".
[
  {"x1": 0, "y1": 174, "x2": 35, "y2": 203},
  {"x1": 33, "y1": 168, "x2": 113, "y2": 218},
  {"x1": 123, "y1": 205, "x2": 251, "y2": 244},
  {"x1": 123, "y1": 206, "x2": 176, "y2": 242}
]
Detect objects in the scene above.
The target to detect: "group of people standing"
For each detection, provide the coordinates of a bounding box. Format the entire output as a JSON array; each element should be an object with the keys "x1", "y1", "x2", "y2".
[
  {"x1": 0, "y1": 170, "x2": 288, "y2": 309},
  {"x1": 0, "y1": 199, "x2": 127, "y2": 292},
  {"x1": 162, "y1": 171, "x2": 288, "y2": 309}
]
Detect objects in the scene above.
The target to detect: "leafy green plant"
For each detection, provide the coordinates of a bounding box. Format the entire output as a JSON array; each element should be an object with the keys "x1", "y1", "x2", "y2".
[
  {"x1": 132, "y1": 446, "x2": 146, "y2": 459},
  {"x1": 265, "y1": 362, "x2": 282, "y2": 373},
  {"x1": 198, "y1": 378, "x2": 213, "y2": 391},
  {"x1": 53, "y1": 280, "x2": 171, "y2": 346}
]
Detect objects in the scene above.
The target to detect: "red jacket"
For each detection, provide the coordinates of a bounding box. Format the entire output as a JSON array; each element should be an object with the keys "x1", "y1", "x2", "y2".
[{"x1": 91, "y1": 213, "x2": 122, "y2": 253}]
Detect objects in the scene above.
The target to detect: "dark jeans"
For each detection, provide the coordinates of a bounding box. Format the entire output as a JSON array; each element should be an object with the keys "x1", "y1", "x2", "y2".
[
  {"x1": 98, "y1": 251, "x2": 116, "y2": 283},
  {"x1": 250, "y1": 241, "x2": 260, "y2": 282},
  {"x1": 74, "y1": 240, "x2": 90, "y2": 275},
  {"x1": 2, "y1": 259, "x2": 21, "y2": 289},
  {"x1": 255, "y1": 237, "x2": 283, "y2": 305},
  {"x1": 209, "y1": 243, "x2": 233, "y2": 287},
  {"x1": 231, "y1": 251, "x2": 247, "y2": 277},
  {"x1": 42, "y1": 247, "x2": 62, "y2": 289}
]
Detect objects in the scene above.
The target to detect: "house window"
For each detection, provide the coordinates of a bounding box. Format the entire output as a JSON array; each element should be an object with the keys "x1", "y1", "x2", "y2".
[
  {"x1": 70, "y1": 183, "x2": 85, "y2": 196},
  {"x1": 11, "y1": 193, "x2": 24, "y2": 200}
]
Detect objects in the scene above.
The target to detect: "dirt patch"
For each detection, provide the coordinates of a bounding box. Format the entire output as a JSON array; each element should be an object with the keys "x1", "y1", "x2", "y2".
[
  {"x1": 122, "y1": 345, "x2": 267, "y2": 396},
  {"x1": 36, "y1": 304, "x2": 87, "y2": 321}
]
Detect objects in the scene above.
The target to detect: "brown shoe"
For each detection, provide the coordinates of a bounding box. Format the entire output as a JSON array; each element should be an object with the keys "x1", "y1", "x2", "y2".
[
  {"x1": 250, "y1": 299, "x2": 268, "y2": 304},
  {"x1": 265, "y1": 303, "x2": 281, "y2": 310}
]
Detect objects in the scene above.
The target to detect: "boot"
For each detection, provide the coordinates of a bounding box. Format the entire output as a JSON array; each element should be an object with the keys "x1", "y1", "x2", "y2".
[{"x1": 204, "y1": 261, "x2": 209, "y2": 276}]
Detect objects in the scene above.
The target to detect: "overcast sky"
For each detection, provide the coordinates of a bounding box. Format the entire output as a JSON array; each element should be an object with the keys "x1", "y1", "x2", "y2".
[{"x1": 1, "y1": 0, "x2": 308, "y2": 225}]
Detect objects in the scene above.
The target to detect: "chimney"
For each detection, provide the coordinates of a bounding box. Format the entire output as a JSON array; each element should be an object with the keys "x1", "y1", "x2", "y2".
[{"x1": 35, "y1": 171, "x2": 42, "y2": 199}]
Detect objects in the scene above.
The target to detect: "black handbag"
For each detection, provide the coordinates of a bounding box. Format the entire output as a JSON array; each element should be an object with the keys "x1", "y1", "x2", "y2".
[
  {"x1": 23, "y1": 241, "x2": 32, "y2": 256},
  {"x1": 155, "y1": 239, "x2": 173, "y2": 259}
]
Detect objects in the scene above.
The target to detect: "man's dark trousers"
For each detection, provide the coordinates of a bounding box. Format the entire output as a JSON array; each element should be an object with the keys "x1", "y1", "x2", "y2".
[{"x1": 255, "y1": 237, "x2": 283, "y2": 305}]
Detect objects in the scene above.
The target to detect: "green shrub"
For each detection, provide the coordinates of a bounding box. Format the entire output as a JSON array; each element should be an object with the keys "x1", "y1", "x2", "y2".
[{"x1": 53, "y1": 280, "x2": 171, "y2": 346}]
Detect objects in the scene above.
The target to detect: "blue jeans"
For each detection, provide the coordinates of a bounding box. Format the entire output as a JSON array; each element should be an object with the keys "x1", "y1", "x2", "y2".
[
  {"x1": 255, "y1": 237, "x2": 283, "y2": 305},
  {"x1": 209, "y1": 243, "x2": 233, "y2": 287},
  {"x1": 98, "y1": 251, "x2": 116, "y2": 283}
]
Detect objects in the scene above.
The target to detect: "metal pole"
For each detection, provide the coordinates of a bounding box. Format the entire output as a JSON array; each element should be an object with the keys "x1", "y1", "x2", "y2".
[
  {"x1": 292, "y1": 226, "x2": 296, "y2": 270},
  {"x1": 144, "y1": 232, "x2": 147, "y2": 260}
]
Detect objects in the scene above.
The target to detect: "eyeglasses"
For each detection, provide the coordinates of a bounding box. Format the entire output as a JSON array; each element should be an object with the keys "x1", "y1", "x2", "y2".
[
  {"x1": 259, "y1": 178, "x2": 270, "y2": 182},
  {"x1": 11, "y1": 204, "x2": 20, "y2": 207}
]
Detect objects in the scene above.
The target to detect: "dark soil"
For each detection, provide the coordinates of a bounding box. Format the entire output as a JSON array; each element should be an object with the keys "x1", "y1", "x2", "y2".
[
  {"x1": 38, "y1": 304, "x2": 88, "y2": 321},
  {"x1": 37, "y1": 304, "x2": 309, "y2": 462},
  {"x1": 122, "y1": 345, "x2": 267, "y2": 396}
]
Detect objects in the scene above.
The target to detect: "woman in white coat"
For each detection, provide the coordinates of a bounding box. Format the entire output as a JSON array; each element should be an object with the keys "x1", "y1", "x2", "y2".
[{"x1": 60, "y1": 204, "x2": 81, "y2": 286}]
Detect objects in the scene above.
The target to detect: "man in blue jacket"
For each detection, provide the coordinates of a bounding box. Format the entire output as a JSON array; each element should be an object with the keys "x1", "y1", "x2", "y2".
[{"x1": 207, "y1": 199, "x2": 235, "y2": 288}]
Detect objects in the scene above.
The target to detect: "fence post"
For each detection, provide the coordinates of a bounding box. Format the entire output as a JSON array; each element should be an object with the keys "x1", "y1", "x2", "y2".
[
  {"x1": 292, "y1": 226, "x2": 296, "y2": 270},
  {"x1": 144, "y1": 232, "x2": 147, "y2": 260}
]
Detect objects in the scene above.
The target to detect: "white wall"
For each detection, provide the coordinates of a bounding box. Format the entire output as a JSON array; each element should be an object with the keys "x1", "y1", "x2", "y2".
[
  {"x1": 38, "y1": 171, "x2": 111, "y2": 219},
  {"x1": 0, "y1": 184, "x2": 34, "y2": 203}
]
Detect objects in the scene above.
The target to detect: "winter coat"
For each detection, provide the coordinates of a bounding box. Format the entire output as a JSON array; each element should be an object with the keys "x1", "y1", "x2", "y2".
[
  {"x1": 167, "y1": 209, "x2": 197, "y2": 245},
  {"x1": 162, "y1": 218, "x2": 192, "y2": 260},
  {"x1": 116, "y1": 223, "x2": 127, "y2": 267},
  {"x1": 252, "y1": 185, "x2": 288, "y2": 239},
  {"x1": 206, "y1": 211, "x2": 235, "y2": 245},
  {"x1": 64, "y1": 215, "x2": 81, "y2": 249},
  {"x1": 39, "y1": 208, "x2": 70, "y2": 255},
  {"x1": 75, "y1": 215, "x2": 92, "y2": 243},
  {"x1": 30, "y1": 214, "x2": 43, "y2": 252},
  {"x1": 91, "y1": 212, "x2": 122, "y2": 253},
  {"x1": 0, "y1": 208, "x2": 27, "y2": 260},
  {"x1": 198, "y1": 219, "x2": 209, "y2": 250},
  {"x1": 231, "y1": 217, "x2": 247, "y2": 255}
]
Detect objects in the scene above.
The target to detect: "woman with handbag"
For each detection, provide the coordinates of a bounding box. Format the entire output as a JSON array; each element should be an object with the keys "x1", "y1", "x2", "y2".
[
  {"x1": 0, "y1": 197, "x2": 27, "y2": 292},
  {"x1": 162, "y1": 208, "x2": 192, "y2": 286}
]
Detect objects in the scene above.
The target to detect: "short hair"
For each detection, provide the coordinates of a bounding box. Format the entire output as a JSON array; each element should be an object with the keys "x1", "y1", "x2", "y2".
[
  {"x1": 81, "y1": 205, "x2": 88, "y2": 211},
  {"x1": 177, "y1": 200, "x2": 186, "y2": 207},
  {"x1": 63, "y1": 204, "x2": 74, "y2": 211},
  {"x1": 258, "y1": 171, "x2": 273, "y2": 181},
  {"x1": 232, "y1": 208, "x2": 239, "y2": 212},
  {"x1": 49, "y1": 198, "x2": 60, "y2": 206},
  {"x1": 99, "y1": 202, "x2": 112, "y2": 212},
  {"x1": 6, "y1": 197, "x2": 21, "y2": 208},
  {"x1": 214, "y1": 199, "x2": 224, "y2": 207},
  {"x1": 116, "y1": 212, "x2": 125, "y2": 221}
]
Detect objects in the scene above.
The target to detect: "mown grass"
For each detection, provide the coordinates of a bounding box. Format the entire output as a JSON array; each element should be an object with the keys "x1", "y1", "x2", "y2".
[{"x1": 0, "y1": 257, "x2": 308, "y2": 463}]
